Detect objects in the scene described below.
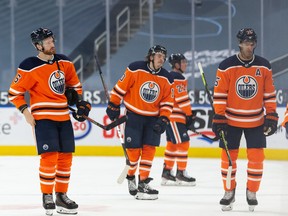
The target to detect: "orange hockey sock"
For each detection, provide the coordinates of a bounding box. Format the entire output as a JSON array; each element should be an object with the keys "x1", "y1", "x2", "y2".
[
  {"x1": 39, "y1": 152, "x2": 58, "y2": 194},
  {"x1": 163, "y1": 141, "x2": 177, "y2": 170},
  {"x1": 139, "y1": 145, "x2": 156, "y2": 180},
  {"x1": 221, "y1": 149, "x2": 238, "y2": 191},
  {"x1": 55, "y1": 153, "x2": 72, "y2": 193},
  {"x1": 127, "y1": 148, "x2": 141, "y2": 177},
  {"x1": 176, "y1": 141, "x2": 189, "y2": 171},
  {"x1": 246, "y1": 148, "x2": 264, "y2": 192}
]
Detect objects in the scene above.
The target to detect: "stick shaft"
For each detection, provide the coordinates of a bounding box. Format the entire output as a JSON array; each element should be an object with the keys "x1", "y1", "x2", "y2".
[
  {"x1": 198, "y1": 62, "x2": 215, "y2": 113},
  {"x1": 94, "y1": 53, "x2": 131, "y2": 184},
  {"x1": 198, "y1": 62, "x2": 232, "y2": 189}
]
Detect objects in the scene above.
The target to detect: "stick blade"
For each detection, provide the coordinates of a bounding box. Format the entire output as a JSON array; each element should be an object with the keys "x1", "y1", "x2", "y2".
[
  {"x1": 105, "y1": 115, "x2": 128, "y2": 130},
  {"x1": 226, "y1": 165, "x2": 232, "y2": 189},
  {"x1": 117, "y1": 165, "x2": 130, "y2": 184}
]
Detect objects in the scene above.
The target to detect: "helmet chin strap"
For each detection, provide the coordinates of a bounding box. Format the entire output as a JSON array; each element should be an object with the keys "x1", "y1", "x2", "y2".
[
  {"x1": 150, "y1": 59, "x2": 160, "y2": 74},
  {"x1": 175, "y1": 63, "x2": 183, "y2": 73}
]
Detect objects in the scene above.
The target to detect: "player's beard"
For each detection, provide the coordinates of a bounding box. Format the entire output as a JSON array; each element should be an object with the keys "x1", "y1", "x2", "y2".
[
  {"x1": 43, "y1": 47, "x2": 56, "y2": 55},
  {"x1": 241, "y1": 50, "x2": 253, "y2": 60}
]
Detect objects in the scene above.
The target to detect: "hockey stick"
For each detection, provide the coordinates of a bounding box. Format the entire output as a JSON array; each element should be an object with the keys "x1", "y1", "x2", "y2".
[
  {"x1": 198, "y1": 62, "x2": 215, "y2": 113},
  {"x1": 198, "y1": 62, "x2": 232, "y2": 189},
  {"x1": 94, "y1": 54, "x2": 131, "y2": 184},
  {"x1": 68, "y1": 106, "x2": 127, "y2": 130},
  {"x1": 189, "y1": 128, "x2": 219, "y2": 141},
  {"x1": 219, "y1": 130, "x2": 233, "y2": 189}
]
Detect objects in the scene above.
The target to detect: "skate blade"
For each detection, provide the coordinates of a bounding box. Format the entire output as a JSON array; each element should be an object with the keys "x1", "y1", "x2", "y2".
[
  {"x1": 176, "y1": 180, "x2": 196, "y2": 186},
  {"x1": 221, "y1": 204, "x2": 233, "y2": 211},
  {"x1": 135, "y1": 192, "x2": 158, "y2": 200},
  {"x1": 45, "y1": 209, "x2": 54, "y2": 216},
  {"x1": 161, "y1": 178, "x2": 177, "y2": 186},
  {"x1": 56, "y1": 206, "x2": 78, "y2": 215},
  {"x1": 249, "y1": 205, "x2": 256, "y2": 212}
]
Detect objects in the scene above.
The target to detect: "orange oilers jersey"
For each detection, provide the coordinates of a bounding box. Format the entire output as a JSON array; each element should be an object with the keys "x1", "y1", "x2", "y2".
[
  {"x1": 213, "y1": 54, "x2": 277, "y2": 128},
  {"x1": 110, "y1": 61, "x2": 174, "y2": 118},
  {"x1": 8, "y1": 54, "x2": 82, "y2": 121},
  {"x1": 169, "y1": 71, "x2": 192, "y2": 124}
]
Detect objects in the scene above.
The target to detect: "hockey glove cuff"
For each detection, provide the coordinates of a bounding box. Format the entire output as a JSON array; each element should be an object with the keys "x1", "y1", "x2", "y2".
[
  {"x1": 212, "y1": 114, "x2": 228, "y2": 138},
  {"x1": 65, "y1": 88, "x2": 79, "y2": 106},
  {"x1": 153, "y1": 116, "x2": 169, "y2": 135},
  {"x1": 264, "y1": 112, "x2": 279, "y2": 136},
  {"x1": 73, "y1": 100, "x2": 91, "y2": 122},
  {"x1": 106, "y1": 101, "x2": 120, "y2": 121},
  {"x1": 186, "y1": 111, "x2": 197, "y2": 130}
]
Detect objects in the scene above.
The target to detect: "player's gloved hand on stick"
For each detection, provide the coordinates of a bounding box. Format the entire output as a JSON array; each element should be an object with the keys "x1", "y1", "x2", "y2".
[
  {"x1": 72, "y1": 100, "x2": 91, "y2": 122},
  {"x1": 65, "y1": 88, "x2": 78, "y2": 106},
  {"x1": 106, "y1": 101, "x2": 120, "y2": 121},
  {"x1": 186, "y1": 111, "x2": 197, "y2": 130},
  {"x1": 212, "y1": 114, "x2": 228, "y2": 138},
  {"x1": 263, "y1": 112, "x2": 279, "y2": 136},
  {"x1": 153, "y1": 116, "x2": 169, "y2": 135}
]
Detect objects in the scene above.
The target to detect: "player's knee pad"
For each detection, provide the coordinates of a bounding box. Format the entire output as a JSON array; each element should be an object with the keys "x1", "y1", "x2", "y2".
[
  {"x1": 142, "y1": 145, "x2": 156, "y2": 160},
  {"x1": 40, "y1": 152, "x2": 58, "y2": 166},
  {"x1": 221, "y1": 149, "x2": 239, "y2": 162},
  {"x1": 57, "y1": 153, "x2": 73, "y2": 168},
  {"x1": 127, "y1": 148, "x2": 141, "y2": 163},
  {"x1": 247, "y1": 148, "x2": 264, "y2": 163},
  {"x1": 177, "y1": 141, "x2": 190, "y2": 152}
]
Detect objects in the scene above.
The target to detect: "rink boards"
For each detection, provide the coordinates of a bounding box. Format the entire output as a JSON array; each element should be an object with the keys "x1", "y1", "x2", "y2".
[{"x1": 0, "y1": 106, "x2": 287, "y2": 160}]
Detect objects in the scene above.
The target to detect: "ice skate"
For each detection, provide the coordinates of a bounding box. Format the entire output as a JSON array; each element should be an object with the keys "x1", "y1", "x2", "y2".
[
  {"x1": 126, "y1": 175, "x2": 138, "y2": 196},
  {"x1": 42, "y1": 193, "x2": 55, "y2": 216},
  {"x1": 220, "y1": 188, "x2": 235, "y2": 211},
  {"x1": 175, "y1": 170, "x2": 196, "y2": 186},
  {"x1": 135, "y1": 177, "x2": 158, "y2": 200},
  {"x1": 55, "y1": 192, "x2": 78, "y2": 215},
  {"x1": 161, "y1": 168, "x2": 177, "y2": 186},
  {"x1": 246, "y1": 189, "x2": 258, "y2": 212}
]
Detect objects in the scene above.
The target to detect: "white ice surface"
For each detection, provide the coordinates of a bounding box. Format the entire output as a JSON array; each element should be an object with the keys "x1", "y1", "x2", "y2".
[{"x1": 0, "y1": 156, "x2": 287, "y2": 216}]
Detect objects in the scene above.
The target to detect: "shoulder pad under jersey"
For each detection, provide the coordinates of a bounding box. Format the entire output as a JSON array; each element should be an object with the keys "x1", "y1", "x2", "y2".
[
  {"x1": 54, "y1": 54, "x2": 72, "y2": 62},
  {"x1": 218, "y1": 55, "x2": 240, "y2": 70},
  {"x1": 127, "y1": 61, "x2": 147, "y2": 71},
  {"x1": 158, "y1": 67, "x2": 174, "y2": 84},
  {"x1": 251, "y1": 55, "x2": 271, "y2": 69},
  {"x1": 170, "y1": 71, "x2": 185, "y2": 81},
  {"x1": 19, "y1": 56, "x2": 45, "y2": 71}
]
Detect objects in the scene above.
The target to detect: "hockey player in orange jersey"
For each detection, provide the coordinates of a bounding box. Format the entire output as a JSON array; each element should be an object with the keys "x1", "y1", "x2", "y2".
[
  {"x1": 212, "y1": 28, "x2": 278, "y2": 211},
  {"x1": 106, "y1": 45, "x2": 174, "y2": 200},
  {"x1": 161, "y1": 53, "x2": 196, "y2": 186},
  {"x1": 8, "y1": 27, "x2": 91, "y2": 215}
]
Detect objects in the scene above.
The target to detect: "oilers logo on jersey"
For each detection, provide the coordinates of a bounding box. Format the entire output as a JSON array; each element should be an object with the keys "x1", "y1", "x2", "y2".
[
  {"x1": 49, "y1": 70, "x2": 65, "y2": 94},
  {"x1": 236, "y1": 75, "x2": 257, "y2": 99},
  {"x1": 140, "y1": 81, "x2": 159, "y2": 103}
]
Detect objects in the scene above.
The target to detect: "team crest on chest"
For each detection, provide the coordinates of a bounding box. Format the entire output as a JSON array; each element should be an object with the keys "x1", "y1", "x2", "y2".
[
  {"x1": 140, "y1": 81, "x2": 160, "y2": 103},
  {"x1": 236, "y1": 75, "x2": 258, "y2": 99},
  {"x1": 49, "y1": 70, "x2": 65, "y2": 94}
]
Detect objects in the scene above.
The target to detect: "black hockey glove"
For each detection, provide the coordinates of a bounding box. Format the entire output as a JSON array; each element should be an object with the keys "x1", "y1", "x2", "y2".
[
  {"x1": 72, "y1": 100, "x2": 91, "y2": 122},
  {"x1": 106, "y1": 101, "x2": 120, "y2": 121},
  {"x1": 212, "y1": 114, "x2": 228, "y2": 138},
  {"x1": 65, "y1": 88, "x2": 78, "y2": 106},
  {"x1": 153, "y1": 116, "x2": 169, "y2": 135},
  {"x1": 186, "y1": 112, "x2": 197, "y2": 130},
  {"x1": 263, "y1": 112, "x2": 279, "y2": 136}
]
